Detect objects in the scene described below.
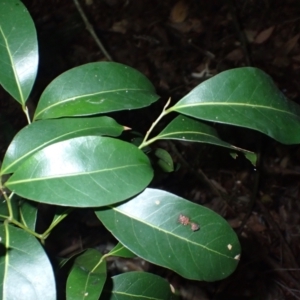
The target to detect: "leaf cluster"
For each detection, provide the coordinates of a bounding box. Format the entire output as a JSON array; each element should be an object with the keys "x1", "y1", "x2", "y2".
[{"x1": 1, "y1": 1, "x2": 300, "y2": 299}]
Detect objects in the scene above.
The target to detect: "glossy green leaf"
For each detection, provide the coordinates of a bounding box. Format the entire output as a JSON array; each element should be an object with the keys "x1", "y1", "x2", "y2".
[
  {"x1": 67, "y1": 249, "x2": 106, "y2": 300},
  {"x1": 101, "y1": 272, "x2": 175, "y2": 300},
  {"x1": 155, "y1": 115, "x2": 239, "y2": 148},
  {"x1": 5, "y1": 136, "x2": 153, "y2": 207},
  {"x1": 169, "y1": 67, "x2": 300, "y2": 144},
  {"x1": 34, "y1": 62, "x2": 159, "y2": 120},
  {"x1": 1, "y1": 116, "x2": 124, "y2": 175},
  {"x1": 19, "y1": 200, "x2": 37, "y2": 231},
  {"x1": 106, "y1": 243, "x2": 136, "y2": 259},
  {"x1": 0, "y1": 224, "x2": 56, "y2": 299},
  {"x1": 0, "y1": 0, "x2": 38, "y2": 105},
  {"x1": 153, "y1": 115, "x2": 256, "y2": 164},
  {"x1": 96, "y1": 188, "x2": 241, "y2": 281},
  {"x1": 154, "y1": 148, "x2": 174, "y2": 172}
]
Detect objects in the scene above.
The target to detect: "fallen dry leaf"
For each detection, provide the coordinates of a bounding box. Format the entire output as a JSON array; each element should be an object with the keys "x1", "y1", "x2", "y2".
[
  {"x1": 170, "y1": 1, "x2": 189, "y2": 23},
  {"x1": 244, "y1": 29, "x2": 257, "y2": 43},
  {"x1": 225, "y1": 48, "x2": 244, "y2": 61},
  {"x1": 282, "y1": 33, "x2": 300, "y2": 55},
  {"x1": 254, "y1": 26, "x2": 275, "y2": 44}
]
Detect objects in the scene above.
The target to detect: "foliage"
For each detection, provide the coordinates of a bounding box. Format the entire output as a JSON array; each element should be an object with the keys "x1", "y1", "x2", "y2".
[{"x1": 1, "y1": 1, "x2": 300, "y2": 299}]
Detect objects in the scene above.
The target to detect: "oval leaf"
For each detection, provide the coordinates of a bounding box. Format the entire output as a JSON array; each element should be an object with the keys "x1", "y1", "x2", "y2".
[
  {"x1": 34, "y1": 62, "x2": 159, "y2": 120},
  {"x1": 101, "y1": 272, "x2": 175, "y2": 300},
  {"x1": 96, "y1": 188, "x2": 241, "y2": 281},
  {"x1": 5, "y1": 136, "x2": 153, "y2": 207},
  {"x1": 155, "y1": 115, "x2": 245, "y2": 149},
  {"x1": 1, "y1": 116, "x2": 124, "y2": 175},
  {"x1": 67, "y1": 249, "x2": 106, "y2": 300},
  {"x1": 170, "y1": 67, "x2": 300, "y2": 144},
  {"x1": 154, "y1": 148, "x2": 174, "y2": 172},
  {"x1": 154, "y1": 115, "x2": 256, "y2": 164},
  {"x1": 0, "y1": 224, "x2": 56, "y2": 299},
  {"x1": 0, "y1": 0, "x2": 38, "y2": 104}
]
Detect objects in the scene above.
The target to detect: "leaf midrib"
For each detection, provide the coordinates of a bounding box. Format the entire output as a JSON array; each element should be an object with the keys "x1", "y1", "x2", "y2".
[{"x1": 111, "y1": 207, "x2": 237, "y2": 260}]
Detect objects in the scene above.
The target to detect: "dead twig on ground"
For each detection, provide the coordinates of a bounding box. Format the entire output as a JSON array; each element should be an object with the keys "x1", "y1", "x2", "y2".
[
  {"x1": 73, "y1": 0, "x2": 113, "y2": 61},
  {"x1": 257, "y1": 199, "x2": 300, "y2": 280}
]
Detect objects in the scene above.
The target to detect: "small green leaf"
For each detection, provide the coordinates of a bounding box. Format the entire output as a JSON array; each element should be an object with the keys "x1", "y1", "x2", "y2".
[
  {"x1": 106, "y1": 242, "x2": 136, "y2": 258},
  {"x1": 19, "y1": 200, "x2": 38, "y2": 231},
  {"x1": 5, "y1": 136, "x2": 153, "y2": 207},
  {"x1": 154, "y1": 148, "x2": 174, "y2": 172},
  {"x1": 1, "y1": 116, "x2": 124, "y2": 175},
  {"x1": 34, "y1": 62, "x2": 159, "y2": 120},
  {"x1": 101, "y1": 272, "x2": 175, "y2": 300},
  {"x1": 96, "y1": 188, "x2": 241, "y2": 281},
  {"x1": 66, "y1": 249, "x2": 106, "y2": 300},
  {"x1": 0, "y1": 0, "x2": 38, "y2": 104},
  {"x1": 154, "y1": 115, "x2": 256, "y2": 165},
  {"x1": 0, "y1": 224, "x2": 56, "y2": 299},
  {"x1": 170, "y1": 67, "x2": 300, "y2": 144}
]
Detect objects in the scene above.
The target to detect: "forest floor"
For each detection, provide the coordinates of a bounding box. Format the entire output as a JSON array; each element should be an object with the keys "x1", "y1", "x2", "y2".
[{"x1": 2, "y1": 0, "x2": 300, "y2": 299}]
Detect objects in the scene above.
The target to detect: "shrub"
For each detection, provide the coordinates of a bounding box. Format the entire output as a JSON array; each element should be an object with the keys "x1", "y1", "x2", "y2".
[{"x1": 0, "y1": 1, "x2": 300, "y2": 299}]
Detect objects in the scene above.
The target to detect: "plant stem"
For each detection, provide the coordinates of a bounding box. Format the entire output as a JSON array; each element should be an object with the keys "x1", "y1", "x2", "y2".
[
  {"x1": 139, "y1": 98, "x2": 171, "y2": 149},
  {"x1": 73, "y1": 0, "x2": 113, "y2": 61},
  {"x1": 41, "y1": 208, "x2": 73, "y2": 239},
  {"x1": 3, "y1": 191, "x2": 14, "y2": 220},
  {"x1": 9, "y1": 218, "x2": 42, "y2": 239},
  {"x1": 23, "y1": 106, "x2": 31, "y2": 124}
]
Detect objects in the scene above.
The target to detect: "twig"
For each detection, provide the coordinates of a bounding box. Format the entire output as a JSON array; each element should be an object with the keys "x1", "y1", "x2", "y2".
[
  {"x1": 257, "y1": 199, "x2": 300, "y2": 272},
  {"x1": 138, "y1": 98, "x2": 171, "y2": 149},
  {"x1": 227, "y1": 0, "x2": 252, "y2": 66},
  {"x1": 264, "y1": 256, "x2": 300, "y2": 293},
  {"x1": 73, "y1": 0, "x2": 113, "y2": 61}
]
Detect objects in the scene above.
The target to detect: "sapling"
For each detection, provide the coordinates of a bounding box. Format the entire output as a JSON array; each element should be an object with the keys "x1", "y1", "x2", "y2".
[{"x1": 1, "y1": 1, "x2": 300, "y2": 299}]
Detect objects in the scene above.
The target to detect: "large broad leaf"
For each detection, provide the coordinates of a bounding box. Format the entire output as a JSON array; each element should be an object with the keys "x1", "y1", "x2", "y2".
[
  {"x1": 34, "y1": 62, "x2": 159, "y2": 120},
  {"x1": 95, "y1": 188, "x2": 241, "y2": 282},
  {"x1": 5, "y1": 136, "x2": 153, "y2": 207},
  {"x1": 1, "y1": 116, "x2": 124, "y2": 175},
  {"x1": 169, "y1": 67, "x2": 300, "y2": 144},
  {"x1": 0, "y1": 224, "x2": 56, "y2": 300},
  {"x1": 101, "y1": 272, "x2": 176, "y2": 300},
  {"x1": 0, "y1": 0, "x2": 38, "y2": 105},
  {"x1": 66, "y1": 249, "x2": 106, "y2": 300}
]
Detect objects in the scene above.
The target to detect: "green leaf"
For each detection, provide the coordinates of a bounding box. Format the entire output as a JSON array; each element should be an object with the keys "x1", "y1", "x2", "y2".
[
  {"x1": 19, "y1": 200, "x2": 37, "y2": 231},
  {"x1": 154, "y1": 115, "x2": 256, "y2": 164},
  {"x1": 5, "y1": 136, "x2": 153, "y2": 207},
  {"x1": 0, "y1": 224, "x2": 56, "y2": 299},
  {"x1": 66, "y1": 249, "x2": 106, "y2": 300},
  {"x1": 154, "y1": 148, "x2": 174, "y2": 172},
  {"x1": 101, "y1": 272, "x2": 175, "y2": 300},
  {"x1": 106, "y1": 242, "x2": 136, "y2": 259},
  {"x1": 1, "y1": 116, "x2": 124, "y2": 175},
  {"x1": 170, "y1": 67, "x2": 300, "y2": 144},
  {"x1": 34, "y1": 62, "x2": 159, "y2": 120},
  {"x1": 155, "y1": 115, "x2": 239, "y2": 148},
  {"x1": 0, "y1": 0, "x2": 38, "y2": 105},
  {"x1": 96, "y1": 188, "x2": 241, "y2": 282}
]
